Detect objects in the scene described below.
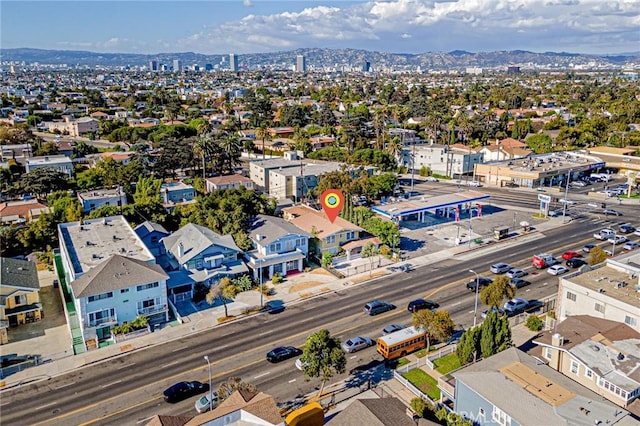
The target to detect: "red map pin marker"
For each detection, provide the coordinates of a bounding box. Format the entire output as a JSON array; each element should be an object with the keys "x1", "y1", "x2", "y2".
[{"x1": 320, "y1": 189, "x2": 345, "y2": 223}]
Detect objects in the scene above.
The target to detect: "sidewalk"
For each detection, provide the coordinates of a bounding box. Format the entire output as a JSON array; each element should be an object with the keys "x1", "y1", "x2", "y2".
[{"x1": 0, "y1": 215, "x2": 566, "y2": 389}]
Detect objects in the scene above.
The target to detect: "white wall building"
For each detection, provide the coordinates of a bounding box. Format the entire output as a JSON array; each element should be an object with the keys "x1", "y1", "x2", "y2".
[{"x1": 26, "y1": 155, "x2": 73, "y2": 177}]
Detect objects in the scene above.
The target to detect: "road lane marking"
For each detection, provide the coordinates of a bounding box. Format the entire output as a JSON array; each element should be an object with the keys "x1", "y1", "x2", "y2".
[
  {"x1": 258, "y1": 330, "x2": 274, "y2": 336},
  {"x1": 117, "y1": 363, "x2": 135, "y2": 370},
  {"x1": 451, "y1": 302, "x2": 461, "y2": 306},
  {"x1": 171, "y1": 347, "x2": 182, "y2": 352},
  {"x1": 101, "y1": 380, "x2": 122, "y2": 388},
  {"x1": 161, "y1": 360, "x2": 179, "y2": 368},
  {"x1": 350, "y1": 355, "x2": 357, "y2": 359},
  {"x1": 136, "y1": 416, "x2": 155, "y2": 424},
  {"x1": 47, "y1": 232, "x2": 594, "y2": 426},
  {"x1": 36, "y1": 401, "x2": 57, "y2": 410},
  {"x1": 55, "y1": 382, "x2": 76, "y2": 389},
  {"x1": 288, "y1": 379, "x2": 296, "y2": 383},
  {"x1": 254, "y1": 372, "x2": 270, "y2": 379}
]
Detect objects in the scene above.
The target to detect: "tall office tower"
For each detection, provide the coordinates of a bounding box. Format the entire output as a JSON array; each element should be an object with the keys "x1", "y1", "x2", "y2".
[
  {"x1": 229, "y1": 53, "x2": 238, "y2": 72},
  {"x1": 148, "y1": 60, "x2": 158, "y2": 71},
  {"x1": 363, "y1": 61, "x2": 371, "y2": 73},
  {"x1": 173, "y1": 59, "x2": 182, "y2": 72},
  {"x1": 295, "y1": 54, "x2": 306, "y2": 73}
]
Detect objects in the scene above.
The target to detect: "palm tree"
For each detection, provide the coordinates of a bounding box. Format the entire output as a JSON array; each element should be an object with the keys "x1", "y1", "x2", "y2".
[
  {"x1": 192, "y1": 137, "x2": 213, "y2": 180},
  {"x1": 255, "y1": 124, "x2": 271, "y2": 160},
  {"x1": 218, "y1": 132, "x2": 243, "y2": 174},
  {"x1": 386, "y1": 136, "x2": 403, "y2": 163}
]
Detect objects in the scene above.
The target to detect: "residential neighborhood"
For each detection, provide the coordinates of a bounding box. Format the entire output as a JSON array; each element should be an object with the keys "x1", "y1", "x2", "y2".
[{"x1": 1, "y1": 47, "x2": 640, "y2": 426}]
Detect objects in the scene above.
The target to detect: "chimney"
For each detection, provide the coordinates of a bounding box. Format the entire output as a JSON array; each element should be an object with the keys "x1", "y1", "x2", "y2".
[
  {"x1": 552, "y1": 333, "x2": 564, "y2": 347},
  {"x1": 177, "y1": 242, "x2": 184, "y2": 257}
]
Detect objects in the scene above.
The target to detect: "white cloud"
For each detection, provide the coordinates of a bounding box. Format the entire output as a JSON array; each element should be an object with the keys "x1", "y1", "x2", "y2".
[
  {"x1": 174, "y1": 0, "x2": 640, "y2": 54},
  {"x1": 242, "y1": 0, "x2": 253, "y2": 7}
]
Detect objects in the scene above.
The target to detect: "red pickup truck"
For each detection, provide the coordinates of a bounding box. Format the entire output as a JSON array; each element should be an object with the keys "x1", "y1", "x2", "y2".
[{"x1": 532, "y1": 253, "x2": 558, "y2": 269}]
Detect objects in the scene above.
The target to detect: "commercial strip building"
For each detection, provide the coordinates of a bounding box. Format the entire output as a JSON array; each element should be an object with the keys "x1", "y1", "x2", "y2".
[{"x1": 473, "y1": 151, "x2": 606, "y2": 188}]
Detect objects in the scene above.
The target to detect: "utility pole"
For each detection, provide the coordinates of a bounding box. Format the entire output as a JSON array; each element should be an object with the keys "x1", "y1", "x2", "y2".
[{"x1": 562, "y1": 168, "x2": 571, "y2": 223}]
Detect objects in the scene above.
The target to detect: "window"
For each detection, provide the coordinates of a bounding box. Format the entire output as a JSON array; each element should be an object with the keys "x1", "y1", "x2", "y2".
[
  {"x1": 88, "y1": 292, "x2": 113, "y2": 302},
  {"x1": 120, "y1": 289, "x2": 129, "y2": 294},
  {"x1": 625, "y1": 316, "x2": 637, "y2": 327},
  {"x1": 326, "y1": 235, "x2": 336, "y2": 244},
  {"x1": 88, "y1": 308, "x2": 115, "y2": 327},
  {"x1": 544, "y1": 347, "x2": 553, "y2": 360},
  {"x1": 478, "y1": 408, "x2": 485, "y2": 416},
  {"x1": 585, "y1": 369, "x2": 593, "y2": 379},
  {"x1": 570, "y1": 360, "x2": 580, "y2": 375},
  {"x1": 566, "y1": 291, "x2": 576, "y2": 301},
  {"x1": 594, "y1": 303, "x2": 605, "y2": 313},
  {"x1": 136, "y1": 282, "x2": 159, "y2": 291},
  {"x1": 150, "y1": 236, "x2": 158, "y2": 244},
  {"x1": 14, "y1": 295, "x2": 27, "y2": 305},
  {"x1": 492, "y1": 406, "x2": 511, "y2": 426}
]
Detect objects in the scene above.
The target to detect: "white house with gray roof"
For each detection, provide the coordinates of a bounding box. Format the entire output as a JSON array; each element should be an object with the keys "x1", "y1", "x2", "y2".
[
  {"x1": 57, "y1": 215, "x2": 168, "y2": 350},
  {"x1": 160, "y1": 223, "x2": 247, "y2": 303},
  {"x1": 533, "y1": 315, "x2": 640, "y2": 411},
  {"x1": 245, "y1": 214, "x2": 311, "y2": 282},
  {"x1": 443, "y1": 347, "x2": 636, "y2": 426}
]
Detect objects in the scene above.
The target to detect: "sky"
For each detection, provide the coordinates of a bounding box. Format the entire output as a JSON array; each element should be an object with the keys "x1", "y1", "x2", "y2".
[{"x1": 1, "y1": 0, "x2": 639, "y2": 55}]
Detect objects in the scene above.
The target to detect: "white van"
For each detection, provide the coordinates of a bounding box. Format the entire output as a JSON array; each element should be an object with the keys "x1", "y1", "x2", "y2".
[{"x1": 590, "y1": 173, "x2": 612, "y2": 182}]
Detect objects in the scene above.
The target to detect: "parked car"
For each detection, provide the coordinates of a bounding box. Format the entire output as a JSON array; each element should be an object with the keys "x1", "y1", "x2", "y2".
[
  {"x1": 525, "y1": 300, "x2": 545, "y2": 312},
  {"x1": 608, "y1": 235, "x2": 628, "y2": 245},
  {"x1": 407, "y1": 299, "x2": 439, "y2": 313},
  {"x1": 481, "y1": 307, "x2": 506, "y2": 319},
  {"x1": 382, "y1": 324, "x2": 406, "y2": 335},
  {"x1": 623, "y1": 241, "x2": 640, "y2": 251},
  {"x1": 467, "y1": 181, "x2": 481, "y2": 187},
  {"x1": 195, "y1": 391, "x2": 220, "y2": 413},
  {"x1": 510, "y1": 278, "x2": 531, "y2": 289},
  {"x1": 425, "y1": 176, "x2": 439, "y2": 182},
  {"x1": 582, "y1": 243, "x2": 596, "y2": 253},
  {"x1": 506, "y1": 268, "x2": 528, "y2": 279},
  {"x1": 547, "y1": 265, "x2": 569, "y2": 276},
  {"x1": 266, "y1": 346, "x2": 302, "y2": 363},
  {"x1": 634, "y1": 229, "x2": 640, "y2": 237},
  {"x1": 163, "y1": 381, "x2": 209, "y2": 403},
  {"x1": 570, "y1": 181, "x2": 587, "y2": 187},
  {"x1": 342, "y1": 337, "x2": 375, "y2": 353},
  {"x1": 603, "y1": 209, "x2": 622, "y2": 216},
  {"x1": 618, "y1": 224, "x2": 636, "y2": 234},
  {"x1": 566, "y1": 258, "x2": 587, "y2": 268},
  {"x1": 363, "y1": 300, "x2": 394, "y2": 316},
  {"x1": 594, "y1": 229, "x2": 615, "y2": 240},
  {"x1": 466, "y1": 277, "x2": 493, "y2": 291},
  {"x1": 558, "y1": 198, "x2": 575, "y2": 205},
  {"x1": 490, "y1": 262, "x2": 512, "y2": 274},
  {"x1": 504, "y1": 298, "x2": 528, "y2": 315},
  {"x1": 561, "y1": 250, "x2": 581, "y2": 260},
  {"x1": 504, "y1": 182, "x2": 519, "y2": 188}
]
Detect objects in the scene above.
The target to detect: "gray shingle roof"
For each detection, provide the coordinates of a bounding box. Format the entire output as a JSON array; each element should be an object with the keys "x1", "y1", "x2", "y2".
[
  {"x1": 0, "y1": 257, "x2": 40, "y2": 290},
  {"x1": 329, "y1": 397, "x2": 422, "y2": 426},
  {"x1": 134, "y1": 221, "x2": 169, "y2": 237},
  {"x1": 247, "y1": 214, "x2": 312, "y2": 245},
  {"x1": 70, "y1": 254, "x2": 168, "y2": 297},
  {"x1": 161, "y1": 223, "x2": 240, "y2": 264}
]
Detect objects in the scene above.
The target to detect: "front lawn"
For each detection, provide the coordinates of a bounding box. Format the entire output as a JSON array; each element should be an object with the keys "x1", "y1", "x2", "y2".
[
  {"x1": 432, "y1": 353, "x2": 461, "y2": 374},
  {"x1": 402, "y1": 369, "x2": 440, "y2": 400}
]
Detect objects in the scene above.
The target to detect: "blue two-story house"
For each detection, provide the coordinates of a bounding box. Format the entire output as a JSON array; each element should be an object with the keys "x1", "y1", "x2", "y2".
[
  {"x1": 245, "y1": 214, "x2": 311, "y2": 282},
  {"x1": 160, "y1": 223, "x2": 247, "y2": 303}
]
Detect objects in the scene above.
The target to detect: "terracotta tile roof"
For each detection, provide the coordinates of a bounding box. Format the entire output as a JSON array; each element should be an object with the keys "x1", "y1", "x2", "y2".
[
  {"x1": 498, "y1": 137, "x2": 527, "y2": 148},
  {"x1": 282, "y1": 205, "x2": 363, "y2": 238},
  {"x1": 144, "y1": 415, "x2": 192, "y2": 426},
  {"x1": 0, "y1": 200, "x2": 48, "y2": 220},
  {"x1": 341, "y1": 236, "x2": 381, "y2": 251}
]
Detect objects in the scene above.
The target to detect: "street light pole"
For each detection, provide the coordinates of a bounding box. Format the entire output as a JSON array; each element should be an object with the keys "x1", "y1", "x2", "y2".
[
  {"x1": 203, "y1": 355, "x2": 212, "y2": 412},
  {"x1": 562, "y1": 168, "x2": 571, "y2": 223},
  {"x1": 470, "y1": 269, "x2": 480, "y2": 328},
  {"x1": 258, "y1": 259, "x2": 263, "y2": 308}
]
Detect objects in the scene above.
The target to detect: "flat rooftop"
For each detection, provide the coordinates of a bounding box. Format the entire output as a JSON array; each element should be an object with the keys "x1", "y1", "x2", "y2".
[
  {"x1": 78, "y1": 187, "x2": 123, "y2": 200},
  {"x1": 269, "y1": 162, "x2": 342, "y2": 177},
  {"x1": 500, "y1": 152, "x2": 603, "y2": 174},
  {"x1": 59, "y1": 215, "x2": 154, "y2": 275},
  {"x1": 564, "y1": 252, "x2": 640, "y2": 309},
  {"x1": 372, "y1": 190, "x2": 490, "y2": 219}
]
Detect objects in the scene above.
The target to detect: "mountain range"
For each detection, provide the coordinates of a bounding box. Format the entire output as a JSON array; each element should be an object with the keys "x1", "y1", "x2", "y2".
[{"x1": 2, "y1": 48, "x2": 639, "y2": 69}]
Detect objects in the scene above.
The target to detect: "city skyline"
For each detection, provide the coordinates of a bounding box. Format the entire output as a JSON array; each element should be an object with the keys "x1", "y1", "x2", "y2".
[{"x1": 2, "y1": 0, "x2": 639, "y2": 56}]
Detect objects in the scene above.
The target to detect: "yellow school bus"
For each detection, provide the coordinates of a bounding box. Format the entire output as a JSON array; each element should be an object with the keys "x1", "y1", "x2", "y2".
[
  {"x1": 285, "y1": 402, "x2": 324, "y2": 426},
  {"x1": 376, "y1": 326, "x2": 427, "y2": 360}
]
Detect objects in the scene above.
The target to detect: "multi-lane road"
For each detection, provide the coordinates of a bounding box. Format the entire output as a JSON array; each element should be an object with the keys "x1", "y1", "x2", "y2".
[{"x1": 3, "y1": 200, "x2": 639, "y2": 426}]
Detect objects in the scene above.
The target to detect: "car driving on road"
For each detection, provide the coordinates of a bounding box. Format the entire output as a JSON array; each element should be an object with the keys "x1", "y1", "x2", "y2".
[
  {"x1": 490, "y1": 262, "x2": 512, "y2": 274},
  {"x1": 266, "y1": 346, "x2": 302, "y2": 363},
  {"x1": 510, "y1": 278, "x2": 531, "y2": 289},
  {"x1": 342, "y1": 337, "x2": 375, "y2": 353},
  {"x1": 547, "y1": 265, "x2": 569, "y2": 276},
  {"x1": 382, "y1": 324, "x2": 406, "y2": 335},
  {"x1": 566, "y1": 258, "x2": 587, "y2": 268},
  {"x1": 407, "y1": 299, "x2": 439, "y2": 313},
  {"x1": 506, "y1": 268, "x2": 527, "y2": 279},
  {"x1": 466, "y1": 277, "x2": 492, "y2": 291},
  {"x1": 363, "y1": 300, "x2": 395, "y2": 315},
  {"x1": 163, "y1": 381, "x2": 209, "y2": 403},
  {"x1": 195, "y1": 391, "x2": 219, "y2": 413}
]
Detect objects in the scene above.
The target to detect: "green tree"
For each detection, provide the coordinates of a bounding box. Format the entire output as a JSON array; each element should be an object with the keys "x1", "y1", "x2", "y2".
[
  {"x1": 412, "y1": 309, "x2": 455, "y2": 353},
  {"x1": 299, "y1": 329, "x2": 346, "y2": 396},
  {"x1": 206, "y1": 277, "x2": 238, "y2": 318},
  {"x1": 361, "y1": 242, "x2": 379, "y2": 276},
  {"x1": 456, "y1": 326, "x2": 480, "y2": 366},
  {"x1": 589, "y1": 246, "x2": 608, "y2": 265},
  {"x1": 480, "y1": 275, "x2": 516, "y2": 308},
  {"x1": 217, "y1": 377, "x2": 258, "y2": 401},
  {"x1": 19, "y1": 168, "x2": 69, "y2": 198},
  {"x1": 525, "y1": 134, "x2": 553, "y2": 154},
  {"x1": 321, "y1": 252, "x2": 333, "y2": 268},
  {"x1": 480, "y1": 311, "x2": 512, "y2": 359}
]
